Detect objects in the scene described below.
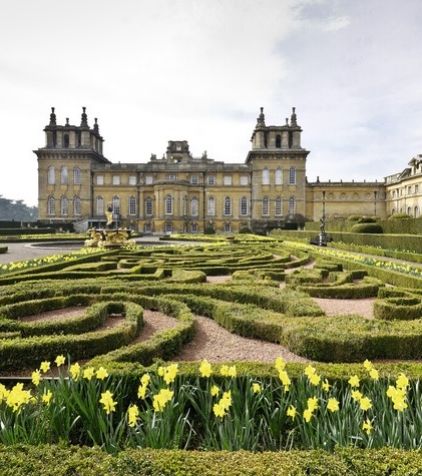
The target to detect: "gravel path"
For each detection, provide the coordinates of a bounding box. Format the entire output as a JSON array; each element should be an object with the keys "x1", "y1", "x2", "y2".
[
  {"x1": 173, "y1": 315, "x2": 309, "y2": 363},
  {"x1": 206, "y1": 275, "x2": 232, "y2": 284},
  {"x1": 132, "y1": 310, "x2": 179, "y2": 342},
  {"x1": 312, "y1": 297, "x2": 375, "y2": 319},
  {"x1": 21, "y1": 307, "x2": 86, "y2": 322}
]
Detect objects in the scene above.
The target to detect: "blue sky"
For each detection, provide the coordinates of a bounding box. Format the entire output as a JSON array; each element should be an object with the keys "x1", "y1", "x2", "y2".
[{"x1": 1, "y1": 0, "x2": 421, "y2": 205}]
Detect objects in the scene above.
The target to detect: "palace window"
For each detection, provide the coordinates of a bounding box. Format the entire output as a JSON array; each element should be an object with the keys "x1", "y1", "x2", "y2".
[
  {"x1": 415, "y1": 206, "x2": 420, "y2": 218},
  {"x1": 275, "y1": 168, "x2": 282, "y2": 185},
  {"x1": 96, "y1": 196, "x2": 104, "y2": 215},
  {"x1": 47, "y1": 196, "x2": 55, "y2": 215},
  {"x1": 145, "y1": 175, "x2": 153, "y2": 185},
  {"x1": 223, "y1": 175, "x2": 232, "y2": 186},
  {"x1": 262, "y1": 168, "x2": 270, "y2": 185},
  {"x1": 112, "y1": 196, "x2": 120, "y2": 216},
  {"x1": 191, "y1": 197, "x2": 199, "y2": 217},
  {"x1": 63, "y1": 134, "x2": 69, "y2": 148},
  {"x1": 207, "y1": 196, "x2": 215, "y2": 216},
  {"x1": 145, "y1": 197, "x2": 153, "y2": 216},
  {"x1": 168, "y1": 174, "x2": 176, "y2": 181},
  {"x1": 275, "y1": 134, "x2": 281, "y2": 148},
  {"x1": 73, "y1": 167, "x2": 81, "y2": 185},
  {"x1": 416, "y1": 184, "x2": 419, "y2": 194},
  {"x1": 262, "y1": 196, "x2": 269, "y2": 216},
  {"x1": 240, "y1": 196, "x2": 248, "y2": 216},
  {"x1": 289, "y1": 167, "x2": 296, "y2": 184},
  {"x1": 60, "y1": 196, "x2": 68, "y2": 216},
  {"x1": 47, "y1": 166, "x2": 55, "y2": 185},
  {"x1": 112, "y1": 175, "x2": 120, "y2": 186},
  {"x1": 288, "y1": 196, "x2": 295, "y2": 214},
  {"x1": 165, "y1": 222, "x2": 173, "y2": 233},
  {"x1": 224, "y1": 196, "x2": 231, "y2": 216},
  {"x1": 61, "y1": 166, "x2": 68, "y2": 185},
  {"x1": 129, "y1": 196, "x2": 136, "y2": 215},
  {"x1": 190, "y1": 175, "x2": 198, "y2": 184},
  {"x1": 73, "y1": 196, "x2": 81, "y2": 216},
  {"x1": 275, "y1": 196, "x2": 282, "y2": 215},
  {"x1": 96, "y1": 175, "x2": 104, "y2": 185},
  {"x1": 224, "y1": 222, "x2": 231, "y2": 233},
  {"x1": 129, "y1": 175, "x2": 137, "y2": 185},
  {"x1": 144, "y1": 223, "x2": 152, "y2": 233},
  {"x1": 207, "y1": 175, "x2": 216, "y2": 185},
  {"x1": 240, "y1": 175, "x2": 249, "y2": 186},
  {"x1": 191, "y1": 223, "x2": 198, "y2": 233},
  {"x1": 165, "y1": 195, "x2": 173, "y2": 215}
]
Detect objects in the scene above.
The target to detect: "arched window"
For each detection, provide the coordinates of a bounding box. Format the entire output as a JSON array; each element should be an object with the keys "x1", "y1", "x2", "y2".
[
  {"x1": 96, "y1": 196, "x2": 104, "y2": 215},
  {"x1": 262, "y1": 196, "x2": 269, "y2": 216},
  {"x1": 73, "y1": 196, "x2": 81, "y2": 216},
  {"x1": 191, "y1": 197, "x2": 199, "y2": 217},
  {"x1": 47, "y1": 196, "x2": 55, "y2": 215},
  {"x1": 240, "y1": 196, "x2": 248, "y2": 216},
  {"x1": 165, "y1": 195, "x2": 173, "y2": 215},
  {"x1": 275, "y1": 134, "x2": 281, "y2": 148},
  {"x1": 60, "y1": 196, "x2": 68, "y2": 216},
  {"x1": 224, "y1": 196, "x2": 231, "y2": 216},
  {"x1": 47, "y1": 166, "x2": 55, "y2": 185},
  {"x1": 415, "y1": 206, "x2": 419, "y2": 218},
  {"x1": 63, "y1": 134, "x2": 69, "y2": 148},
  {"x1": 112, "y1": 195, "x2": 120, "y2": 216},
  {"x1": 129, "y1": 196, "x2": 136, "y2": 216},
  {"x1": 275, "y1": 196, "x2": 282, "y2": 216},
  {"x1": 262, "y1": 168, "x2": 270, "y2": 185},
  {"x1": 289, "y1": 167, "x2": 296, "y2": 184},
  {"x1": 391, "y1": 208, "x2": 395, "y2": 215},
  {"x1": 407, "y1": 206, "x2": 412, "y2": 216},
  {"x1": 73, "y1": 167, "x2": 81, "y2": 185},
  {"x1": 61, "y1": 166, "x2": 68, "y2": 185},
  {"x1": 145, "y1": 197, "x2": 153, "y2": 216},
  {"x1": 275, "y1": 168, "x2": 282, "y2": 185},
  {"x1": 288, "y1": 196, "x2": 295, "y2": 214},
  {"x1": 207, "y1": 196, "x2": 215, "y2": 216}
]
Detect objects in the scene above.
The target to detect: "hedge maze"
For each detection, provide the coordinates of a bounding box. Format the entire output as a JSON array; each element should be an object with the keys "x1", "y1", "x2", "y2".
[{"x1": 1, "y1": 239, "x2": 422, "y2": 370}]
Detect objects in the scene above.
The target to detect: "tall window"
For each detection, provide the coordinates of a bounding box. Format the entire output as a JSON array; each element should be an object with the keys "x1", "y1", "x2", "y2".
[
  {"x1": 47, "y1": 196, "x2": 55, "y2": 215},
  {"x1": 191, "y1": 197, "x2": 199, "y2": 217},
  {"x1": 262, "y1": 196, "x2": 269, "y2": 215},
  {"x1": 224, "y1": 222, "x2": 231, "y2": 233},
  {"x1": 240, "y1": 196, "x2": 248, "y2": 216},
  {"x1": 145, "y1": 197, "x2": 153, "y2": 216},
  {"x1": 415, "y1": 206, "x2": 420, "y2": 218},
  {"x1": 60, "y1": 196, "x2": 68, "y2": 216},
  {"x1": 240, "y1": 175, "x2": 249, "y2": 186},
  {"x1": 63, "y1": 134, "x2": 69, "y2": 148},
  {"x1": 165, "y1": 195, "x2": 173, "y2": 215},
  {"x1": 224, "y1": 196, "x2": 231, "y2": 216},
  {"x1": 207, "y1": 176, "x2": 216, "y2": 185},
  {"x1": 191, "y1": 223, "x2": 198, "y2": 233},
  {"x1": 61, "y1": 166, "x2": 68, "y2": 185},
  {"x1": 47, "y1": 166, "x2": 55, "y2": 185},
  {"x1": 73, "y1": 196, "x2": 81, "y2": 216},
  {"x1": 223, "y1": 175, "x2": 232, "y2": 186},
  {"x1": 275, "y1": 134, "x2": 281, "y2": 148},
  {"x1": 288, "y1": 196, "x2": 295, "y2": 214},
  {"x1": 289, "y1": 167, "x2": 296, "y2": 184},
  {"x1": 262, "y1": 168, "x2": 270, "y2": 185},
  {"x1": 112, "y1": 175, "x2": 120, "y2": 185},
  {"x1": 207, "y1": 196, "x2": 215, "y2": 216},
  {"x1": 275, "y1": 168, "x2": 282, "y2": 185},
  {"x1": 96, "y1": 196, "x2": 104, "y2": 215},
  {"x1": 129, "y1": 196, "x2": 136, "y2": 215},
  {"x1": 190, "y1": 175, "x2": 198, "y2": 184},
  {"x1": 275, "y1": 196, "x2": 282, "y2": 216},
  {"x1": 73, "y1": 167, "x2": 81, "y2": 185},
  {"x1": 129, "y1": 175, "x2": 137, "y2": 185},
  {"x1": 112, "y1": 196, "x2": 120, "y2": 215},
  {"x1": 96, "y1": 175, "x2": 104, "y2": 185},
  {"x1": 145, "y1": 175, "x2": 153, "y2": 185}
]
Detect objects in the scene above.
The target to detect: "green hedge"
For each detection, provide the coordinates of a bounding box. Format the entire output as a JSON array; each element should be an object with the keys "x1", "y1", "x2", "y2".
[
  {"x1": 351, "y1": 223, "x2": 384, "y2": 234},
  {"x1": 1, "y1": 445, "x2": 422, "y2": 476},
  {"x1": 373, "y1": 296, "x2": 422, "y2": 320},
  {"x1": 0, "y1": 246, "x2": 7, "y2": 254}
]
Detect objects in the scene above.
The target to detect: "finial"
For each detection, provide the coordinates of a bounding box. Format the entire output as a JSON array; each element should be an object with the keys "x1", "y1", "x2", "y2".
[
  {"x1": 285, "y1": 117, "x2": 289, "y2": 126},
  {"x1": 256, "y1": 106, "x2": 265, "y2": 127},
  {"x1": 49, "y1": 107, "x2": 56, "y2": 126},
  {"x1": 290, "y1": 106, "x2": 297, "y2": 126},
  {"x1": 93, "y1": 117, "x2": 99, "y2": 134},
  {"x1": 65, "y1": 117, "x2": 69, "y2": 126},
  {"x1": 81, "y1": 106, "x2": 88, "y2": 127}
]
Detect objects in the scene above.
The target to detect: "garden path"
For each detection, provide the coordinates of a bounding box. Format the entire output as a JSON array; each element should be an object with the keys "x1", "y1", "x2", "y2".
[{"x1": 312, "y1": 297, "x2": 375, "y2": 319}]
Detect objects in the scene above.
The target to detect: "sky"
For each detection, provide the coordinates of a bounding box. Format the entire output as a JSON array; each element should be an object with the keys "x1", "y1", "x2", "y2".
[{"x1": 1, "y1": 0, "x2": 422, "y2": 206}]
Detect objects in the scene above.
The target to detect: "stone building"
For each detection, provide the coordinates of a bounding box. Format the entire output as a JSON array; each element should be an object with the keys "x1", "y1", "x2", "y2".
[{"x1": 35, "y1": 106, "x2": 421, "y2": 233}]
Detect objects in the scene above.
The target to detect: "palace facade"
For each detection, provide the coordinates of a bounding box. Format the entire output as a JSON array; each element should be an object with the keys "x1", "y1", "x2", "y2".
[{"x1": 35, "y1": 107, "x2": 421, "y2": 233}]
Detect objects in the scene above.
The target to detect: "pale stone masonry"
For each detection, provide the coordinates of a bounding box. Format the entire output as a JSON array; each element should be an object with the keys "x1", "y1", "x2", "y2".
[{"x1": 35, "y1": 107, "x2": 421, "y2": 233}]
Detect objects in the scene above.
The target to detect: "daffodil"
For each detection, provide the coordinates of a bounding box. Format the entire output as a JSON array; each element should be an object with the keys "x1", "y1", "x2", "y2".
[
  {"x1": 40, "y1": 361, "x2": 50, "y2": 374},
  {"x1": 96, "y1": 367, "x2": 109, "y2": 380},
  {"x1": 359, "y1": 396, "x2": 372, "y2": 411},
  {"x1": 152, "y1": 388, "x2": 174, "y2": 412},
  {"x1": 348, "y1": 375, "x2": 360, "y2": 388},
  {"x1": 252, "y1": 383, "x2": 262, "y2": 394},
  {"x1": 307, "y1": 396, "x2": 319, "y2": 412},
  {"x1": 352, "y1": 390, "x2": 363, "y2": 402},
  {"x1": 321, "y1": 379, "x2": 331, "y2": 392},
  {"x1": 303, "y1": 408, "x2": 313, "y2": 422},
  {"x1": 83, "y1": 367, "x2": 95, "y2": 381},
  {"x1": 199, "y1": 360, "x2": 212, "y2": 378},
  {"x1": 211, "y1": 385, "x2": 220, "y2": 397},
  {"x1": 362, "y1": 418, "x2": 373, "y2": 435},
  {"x1": 42, "y1": 390, "x2": 53, "y2": 405},
  {"x1": 396, "y1": 373, "x2": 409, "y2": 391},
  {"x1": 304, "y1": 365, "x2": 316, "y2": 378},
  {"x1": 70, "y1": 362, "x2": 81, "y2": 380},
  {"x1": 309, "y1": 373, "x2": 321, "y2": 386},
  {"x1": 274, "y1": 357, "x2": 286, "y2": 371},
  {"x1": 100, "y1": 390, "x2": 117, "y2": 414},
  {"x1": 128, "y1": 404, "x2": 139, "y2": 427},
  {"x1": 369, "y1": 368, "x2": 379, "y2": 381},
  {"x1": 31, "y1": 369, "x2": 41, "y2": 386},
  {"x1": 327, "y1": 398, "x2": 339, "y2": 413},
  {"x1": 286, "y1": 405, "x2": 296, "y2": 420},
  {"x1": 55, "y1": 355, "x2": 66, "y2": 367}
]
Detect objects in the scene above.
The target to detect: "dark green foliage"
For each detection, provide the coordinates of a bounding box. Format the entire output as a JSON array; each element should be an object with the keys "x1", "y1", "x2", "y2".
[{"x1": 351, "y1": 223, "x2": 384, "y2": 234}]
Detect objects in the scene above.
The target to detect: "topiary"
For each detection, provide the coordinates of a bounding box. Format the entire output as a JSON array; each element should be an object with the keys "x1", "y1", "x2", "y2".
[{"x1": 351, "y1": 223, "x2": 383, "y2": 234}]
